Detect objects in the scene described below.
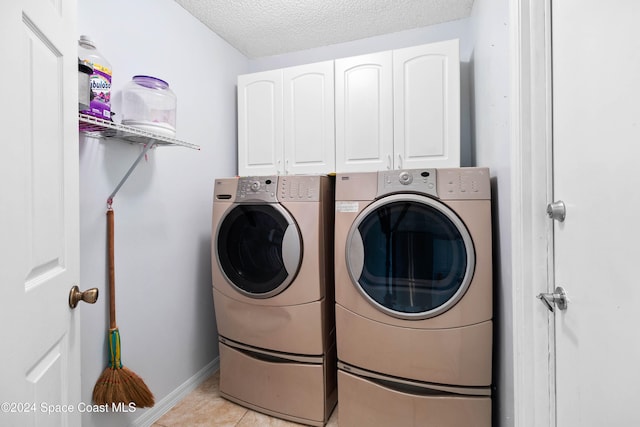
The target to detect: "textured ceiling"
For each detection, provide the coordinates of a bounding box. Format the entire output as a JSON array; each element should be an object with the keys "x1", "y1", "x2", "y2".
[{"x1": 174, "y1": 0, "x2": 474, "y2": 58}]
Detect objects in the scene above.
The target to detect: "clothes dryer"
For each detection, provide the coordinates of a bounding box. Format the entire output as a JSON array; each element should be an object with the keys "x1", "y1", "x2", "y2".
[
  {"x1": 334, "y1": 168, "x2": 493, "y2": 427},
  {"x1": 212, "y1": 175, "x2": 336, "y2": 426}
]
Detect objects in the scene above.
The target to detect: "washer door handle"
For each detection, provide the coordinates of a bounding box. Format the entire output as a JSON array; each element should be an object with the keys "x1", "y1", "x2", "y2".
[
  {"x1": 346, "y1": 229, "x2": 365, "y2": 282},
  {"x1": 281, "y1": 224, "x2": 302, "y2": 276}
]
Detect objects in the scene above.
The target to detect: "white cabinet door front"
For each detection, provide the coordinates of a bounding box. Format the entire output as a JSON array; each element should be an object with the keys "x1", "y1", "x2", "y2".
[
  {"x1": 335, "y1": 52, "x2": 394, "y2": 172},
  {"x1": 394, "y1": 40, "x2": 460, "y2": 169},
  {"x1": 238, "y1": 70, "x2": 283, "y2": 176},
  {"x1": 283, "y1": 61, "x2": 335, "y2": 175}
]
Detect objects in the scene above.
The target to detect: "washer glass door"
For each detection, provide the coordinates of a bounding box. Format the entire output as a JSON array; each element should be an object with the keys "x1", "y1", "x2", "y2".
[
  {"x1": 346, "y1": 194, "x2": 475, "y2": 319},
  {"x1": 217, "y1": 204, "x2": 302, "y2": 298}
]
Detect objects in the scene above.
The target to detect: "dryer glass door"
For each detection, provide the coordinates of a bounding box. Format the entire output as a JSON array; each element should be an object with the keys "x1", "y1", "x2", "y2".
[
  {"x1": 346, "y1": 194, "x2": 475, "y2": 319},
  {"x1": 217, "y1": 204, "x2": 302, "y2": 298}
]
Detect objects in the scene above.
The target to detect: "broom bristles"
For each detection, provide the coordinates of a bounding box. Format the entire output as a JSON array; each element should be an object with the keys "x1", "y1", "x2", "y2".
[{"x1": 93, "y1": 365, "x2": 155, "y2": 408}]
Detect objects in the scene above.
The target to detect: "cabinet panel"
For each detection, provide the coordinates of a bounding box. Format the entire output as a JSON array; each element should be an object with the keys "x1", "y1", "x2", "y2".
[
  {"x1": 238, "y1": 71, "x2": 283, "y2": 176},
  {"x1": 393, "y1": 40, "x2": 460, "y2": 169},
  {"x1": 238, "y1": 40, "x2": 460, "y2": 176},
  {"x1": 283, "y1": 61, "x2": 335, "y2": 175},
  {"x1": 335, "y1": 52, "x2": 393, "y2": 172}
]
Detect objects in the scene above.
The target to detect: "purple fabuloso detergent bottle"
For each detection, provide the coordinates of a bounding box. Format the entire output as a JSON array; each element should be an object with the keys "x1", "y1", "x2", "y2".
[{"x1": 78, "y1": 35, "x2": 112, "y2": 120}]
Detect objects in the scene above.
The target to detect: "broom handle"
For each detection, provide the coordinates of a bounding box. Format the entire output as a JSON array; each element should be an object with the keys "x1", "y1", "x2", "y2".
[{"x1": 107, "y1": 208, "x2": 117, "y2": 329}]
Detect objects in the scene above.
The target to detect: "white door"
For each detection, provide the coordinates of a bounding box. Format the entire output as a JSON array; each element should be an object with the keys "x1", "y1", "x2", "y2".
[
  {"x1": 283, "y1": 61, "x2": 335, "y2": 175},
  {"x1": 393, "y1": 40, "x2": 460, "y2": 170},
  {"x1": 335, "y1": 51, "x2": 393, "y2": 172},
  {"x1": 237, "y1": 70, "x2": 284, "y2": 176},
  {"x1": 551, "y1": 1, "x2": 640, "y2": 424},
  {"x1": 0, "y1": 0, "x2": 82, "y2": 425}
]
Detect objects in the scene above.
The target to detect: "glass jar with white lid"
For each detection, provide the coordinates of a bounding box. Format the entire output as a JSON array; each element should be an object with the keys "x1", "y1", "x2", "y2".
[{"x1": 121, "y1": 75, "x2": 177, "y2": 137}]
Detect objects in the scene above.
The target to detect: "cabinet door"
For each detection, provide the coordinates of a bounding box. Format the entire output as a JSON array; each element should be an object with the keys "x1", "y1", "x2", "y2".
[
  {"x1": 393, "y1": 39, "x2": 460, "y2": 169},
  {"x1": 283, "y1": 61, "x2": 335, "y2": 175},
  {"x1": 237, "y1": 70, "x2": 283, "y2": 176},
  {"x1": 335, "y1": 52, "x2": 393, "y2": 173}
]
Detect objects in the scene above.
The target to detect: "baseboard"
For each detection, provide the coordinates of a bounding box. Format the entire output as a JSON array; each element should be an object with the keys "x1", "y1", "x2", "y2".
[{"x1": 131, "y1": 357, "x2": 220, "y2": 427}]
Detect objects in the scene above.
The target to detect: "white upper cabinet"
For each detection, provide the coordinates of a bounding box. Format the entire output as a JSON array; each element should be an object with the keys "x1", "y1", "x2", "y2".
[
  {"x1": 237, "y1": 39, "x2": 460, "y2": 176},
  {"x1": 237, "y1": 61, "x2": 335, "y2": 176},
  {"x1": 238, "y1": 70, "x2": 283, "y2": 176},
  {"x1": 393, "y1": 40, "x2": 460, "y2": 170},
  {"x1": 335, "y1": 39, "x2": 460, "y2": 172},
  {"x1": 335, "y1": 51, "x2": 394, "y2": 172},
  {"x1": 283, "y1": 61, "x2": 335, "y2": 175}
]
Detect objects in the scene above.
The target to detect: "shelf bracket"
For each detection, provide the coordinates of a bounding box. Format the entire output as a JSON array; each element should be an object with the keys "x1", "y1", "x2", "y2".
[{"x1": 107, "y1": 140, "x2": 158, "y2": 208}]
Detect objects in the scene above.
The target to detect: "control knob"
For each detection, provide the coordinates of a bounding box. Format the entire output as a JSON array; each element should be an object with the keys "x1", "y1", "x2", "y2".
[{"x1": 398, "y1": 171, "x2": 413, "y2": 185}]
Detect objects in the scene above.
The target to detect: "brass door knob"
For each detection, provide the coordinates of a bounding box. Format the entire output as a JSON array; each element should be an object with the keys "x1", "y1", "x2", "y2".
[{"x1": 69, "y1": 285, "x2": 99, "y2": 309}]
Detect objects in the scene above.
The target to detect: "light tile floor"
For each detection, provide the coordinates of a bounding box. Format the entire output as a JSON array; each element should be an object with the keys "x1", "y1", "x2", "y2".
[{"x1": 153, "y1": 371, "x2": 339, "y2": 427}]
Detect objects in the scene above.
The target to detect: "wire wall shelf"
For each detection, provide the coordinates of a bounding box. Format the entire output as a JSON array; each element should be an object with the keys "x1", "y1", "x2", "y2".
[
  {"x1": 78, "y1": 113, "x2": 200, "y2": 150},
  {"x1": 78, "y1": 113, "x2": 200, "y2": 206}
]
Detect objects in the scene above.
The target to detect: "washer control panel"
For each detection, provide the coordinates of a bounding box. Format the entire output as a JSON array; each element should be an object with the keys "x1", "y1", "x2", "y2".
[
  {"x1": 377, "y1": 169, "x2": 437, "y2": 197},
  {"x1": 278, "y1": 175, "x2": 321, "y2": 202},
  {"x1": 236, "y1": 176, "x2": 278, "y2": 202}
]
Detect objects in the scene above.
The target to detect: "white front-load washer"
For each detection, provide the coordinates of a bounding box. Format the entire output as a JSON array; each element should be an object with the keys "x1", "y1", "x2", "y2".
[
  {"x1": 334, "y1": 168, "x2": 493, "y2": 427},
  {"x1": 211, "y1": 175, "x2": 336, "y2": 426}
]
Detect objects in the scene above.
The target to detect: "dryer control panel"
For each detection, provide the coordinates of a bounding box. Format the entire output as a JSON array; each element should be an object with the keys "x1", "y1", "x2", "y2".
[
  {"x1": 236, "y1": 176, "x2": 278, "y2": 202},
  {"x1": 437, "y1": 168, "x2": 491, "y2": 200},
  {"x1": 377, "y1": 169, "x2": 438, "y2": 197}
]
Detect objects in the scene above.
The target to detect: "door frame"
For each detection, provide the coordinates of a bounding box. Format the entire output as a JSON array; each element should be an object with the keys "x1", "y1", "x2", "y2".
[{"x1": 510, "y1": 0, "x2": 555, "y2": 426}]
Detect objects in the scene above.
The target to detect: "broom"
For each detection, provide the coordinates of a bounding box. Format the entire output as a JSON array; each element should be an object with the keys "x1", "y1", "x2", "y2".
[{"x1": 93, "y1": 207, "x2": 155, "y2": 408}]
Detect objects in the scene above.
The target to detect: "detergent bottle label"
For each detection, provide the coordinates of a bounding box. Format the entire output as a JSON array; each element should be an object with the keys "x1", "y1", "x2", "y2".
[{"x1": 82, "y1": 60, "x2": 112, "y2": 119}]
